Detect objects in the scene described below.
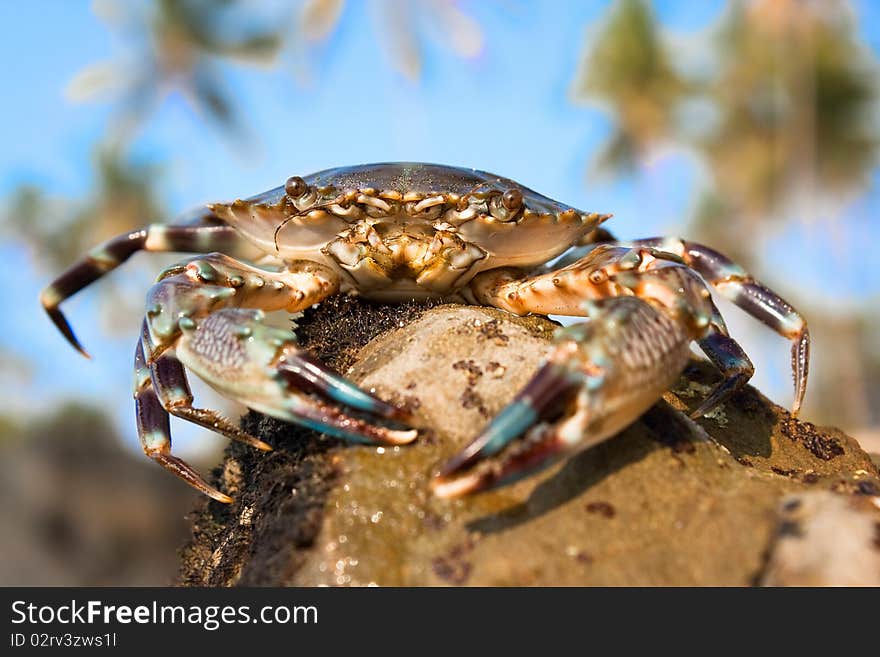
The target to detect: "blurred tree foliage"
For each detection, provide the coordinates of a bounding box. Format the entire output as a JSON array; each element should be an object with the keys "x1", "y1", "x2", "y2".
[
  {"x1": 0, "y1": 147, "x2": 167, "y2": 331},
  {"x1": 68, "y1": 0, "x2": 286, "y2": 143},
  {"x1": 575, "y1": 0, "x2": 878, "y2": 252},
  {"x1": 6, "y1": 0, "x2": 289, "y2": 277},
  {"x1": 698, "y1": 0, "x2": 878, "y2": 251},
  {"x1": 298, "y1": 0, "x2": 484, "y2": 81},
  {"x1": 807, "y1": 305, "x2": 880, "y2": 432},
  {"x1": 3, "y1": 147, "x2": 164, "y2": 270},
  {"x1": 572, "y1": 0, "x2": 689, "y2": 172},
  {"x1": 574, "y1": 0, "x2": 880, "y2": 432},
  {"x1": 8, "y1": 0, "x2": 488, "y2": 271}
]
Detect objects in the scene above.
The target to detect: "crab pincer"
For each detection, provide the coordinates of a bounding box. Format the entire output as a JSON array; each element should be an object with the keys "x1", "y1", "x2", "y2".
[
  {"x1": 432, "y1": 296, "x2": 696, "y2": 498},
  {"x1": 136, "y1": 307, "x2": 417, "y2": 502},
  {"x1": 182, "y1": 309, "x2": 417, "y2": 445}
]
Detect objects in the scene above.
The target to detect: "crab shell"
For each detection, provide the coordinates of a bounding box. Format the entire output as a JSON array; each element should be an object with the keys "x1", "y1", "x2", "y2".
[{"x1": 210, "y1": 163, "x2": 610, "y2": 298}]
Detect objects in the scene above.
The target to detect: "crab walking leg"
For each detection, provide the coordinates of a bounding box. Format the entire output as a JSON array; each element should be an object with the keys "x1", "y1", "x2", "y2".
[
  {"x1": 134, "y1": 337, "x2": 233, "y2": 503},
  {"x1": 40, "y1": 218, "x2": 248, "y2": 357},
  {"x1": 466, "y1": 244, "x2": 692, "y2": 318},
  {"x1": 630, "y1": 237, "x2": 809, "y2": 415},
  {"x1": 432, "y1": 297, "x2": 694, "y2": 498},
  {"x1": 470, "y1": 244, "x2": 778, "y2": 417},
  {"x1": 692, "y1": 327, "x2": 754, "y2": 419},
  {"x1": 144, "y1": 253, "x2": 415, "y2": 447}
]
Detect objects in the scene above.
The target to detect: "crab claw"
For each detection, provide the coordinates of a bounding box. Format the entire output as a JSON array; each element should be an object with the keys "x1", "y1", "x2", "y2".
[
  {"x1": 175, "y1": 308, "x2": 417, "y2": 447},
  {"x1": 277, "y1": 351, "x2": 412, "y2": 424},
  {"x1": 432, "y1": 296, "x2": 694, "y2": 498},
  {"x1": 432, "y1": 362, "x2": 580, "y2": 498}
]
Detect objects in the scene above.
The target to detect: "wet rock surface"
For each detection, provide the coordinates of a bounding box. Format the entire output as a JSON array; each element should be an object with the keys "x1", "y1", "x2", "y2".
[
  {"x1": 178, "y1": 297, "x2": 880, "y2": 586},
  {"x1": 760, "y1": 492, "x2": 880, "y2": 586}
]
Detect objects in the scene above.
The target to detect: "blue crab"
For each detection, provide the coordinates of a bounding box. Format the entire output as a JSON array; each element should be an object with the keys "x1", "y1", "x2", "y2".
[{"x1": 41, "y1": 163, "x2": 809, "y2": 502}]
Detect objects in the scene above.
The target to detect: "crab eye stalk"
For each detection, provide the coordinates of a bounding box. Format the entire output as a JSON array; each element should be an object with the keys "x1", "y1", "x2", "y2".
[
  {"x1": 488, "y1": 188, "x2": 524, "y2": 222},
  {"x1": 285, "y1": 176, "x2": 309, "y2": 199},
  {"x1": 502, "y1": 188, "x2": 523, "y2": 212}
]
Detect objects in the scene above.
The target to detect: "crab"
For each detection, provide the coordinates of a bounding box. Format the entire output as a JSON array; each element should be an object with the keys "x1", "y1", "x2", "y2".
[{"x1": 41, "y1": 162, "x2": 810, "y2": 502}]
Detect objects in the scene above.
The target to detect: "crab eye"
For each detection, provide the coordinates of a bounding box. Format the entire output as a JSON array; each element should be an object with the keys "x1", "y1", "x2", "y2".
[
  {"x1": 502, "y1": 188, "x2": 523, "y2": 211},
  {"x1": 488, "y1": 188, "x2": 524, "y2": 222},
  {"x1": 285, "y1": 176, "x2": 308, "y2": 199}
]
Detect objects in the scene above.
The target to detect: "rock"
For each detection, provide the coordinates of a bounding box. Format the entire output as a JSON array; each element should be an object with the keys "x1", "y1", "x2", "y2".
[
  {"x1": 177, "y1": 297, "x2": 880, "y2": 586},
  {"x1": 760, "y1": 491, "x2": 880, "y2": 586}
]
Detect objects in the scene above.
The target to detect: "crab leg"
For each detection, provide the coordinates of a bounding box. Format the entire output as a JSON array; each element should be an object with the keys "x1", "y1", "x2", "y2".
[
  {"x1": 439, "y1": 246, "x2": 760, "y2": 497},
  {"x1": 471, "y1": 240, "x2": 805, "y2": 416},
  {"x1": 630, "y1": 237, "x2": 809, "y2": 415},
  {"x1": 433, "y1": 296, "x2": 694, "y2": 498},
  {"x1": 134, "y1": 337, "x2": 233, "y2": 503},
  {"x1": 134, "y1": 254, "x2": 415, "y2": 499},
  {"x1": 40, "y1": 211, "x2": 252, "y2": 357},
  {"x1": 693, "y1": 326, "x2": 754, "y2": 419}
]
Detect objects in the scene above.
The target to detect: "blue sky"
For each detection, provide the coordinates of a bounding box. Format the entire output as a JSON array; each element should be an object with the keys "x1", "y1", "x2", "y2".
[{"x1": 1, "y1": 1, "x2": 878, "y2": 453}]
